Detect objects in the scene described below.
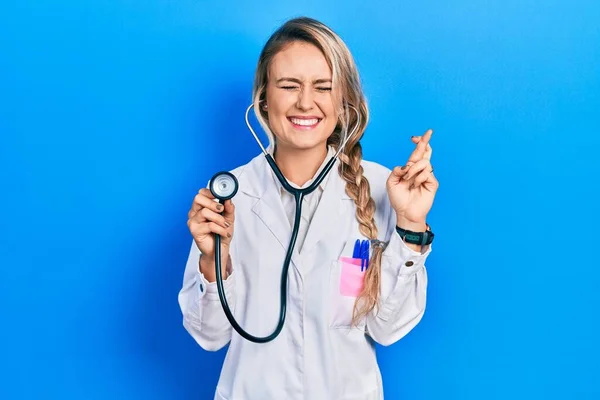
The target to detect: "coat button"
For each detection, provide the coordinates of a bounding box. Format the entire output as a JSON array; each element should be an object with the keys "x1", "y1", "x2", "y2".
[{"x1": 405, "y1": 261, "x2": 414, "y2": 267}]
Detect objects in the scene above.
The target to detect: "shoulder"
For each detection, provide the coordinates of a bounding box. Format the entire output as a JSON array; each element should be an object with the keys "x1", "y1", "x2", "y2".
[
  {"x1": 202, "y1": 153, "x2": 261, "y2": 191},
  {"x1": 360, "y1": 159, "x2": 392, "y2": 193},
  {"x1": 361, "y1": 159, "x2": 392, "y2": 179},
  {"x1": 359, "y1": 159, "x2": 394, "y2": 228},
  {"x1": 227, "y1": 152, "x2": 264, "y2": 180},
  {"x1": 215, "y1": 152, "x2": 266, "y2": 200}
]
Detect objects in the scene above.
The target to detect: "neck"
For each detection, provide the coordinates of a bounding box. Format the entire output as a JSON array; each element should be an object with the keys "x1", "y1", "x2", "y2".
[{"x1": 274, "y1": 144, "x2": 328, "y2": 187}]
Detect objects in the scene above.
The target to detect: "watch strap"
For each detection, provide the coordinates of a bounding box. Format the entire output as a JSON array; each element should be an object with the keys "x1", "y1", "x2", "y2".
[{"x1": 395, "y1": 224, "x2": 434, "y2": 246}]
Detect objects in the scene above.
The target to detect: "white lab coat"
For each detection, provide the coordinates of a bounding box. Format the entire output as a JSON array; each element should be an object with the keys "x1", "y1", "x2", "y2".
[{"x1": 178, "y1": 152, "x2": 431, "y2": 400}]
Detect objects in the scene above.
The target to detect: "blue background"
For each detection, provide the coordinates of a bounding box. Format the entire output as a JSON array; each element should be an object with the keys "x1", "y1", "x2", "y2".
[{"x1": 1, "y1": 1, "x2": 599, "y2": 399}]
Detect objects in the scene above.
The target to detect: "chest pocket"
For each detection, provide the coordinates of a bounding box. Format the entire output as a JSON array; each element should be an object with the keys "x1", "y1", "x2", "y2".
[{"x1": 329, "y1": 238, "x2": 368, "y2": 330}]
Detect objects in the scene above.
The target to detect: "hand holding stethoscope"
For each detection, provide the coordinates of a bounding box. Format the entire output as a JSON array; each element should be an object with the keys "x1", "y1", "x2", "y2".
[
  {"x1": 187, "y1": 188, "x2": 236, "y2": 282},
  {"x1": 386, "y1": 129, "x2": 439, "y2": 226}
]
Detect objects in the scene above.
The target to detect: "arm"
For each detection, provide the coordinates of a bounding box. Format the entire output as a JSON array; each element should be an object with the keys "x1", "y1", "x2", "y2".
[
  {"x1": 178, "y1": 240, "x2": 236, "y2": 351},
  {"x1": 365, "y1": 204, "x2": 431, "y2": 346},
  {"x1": 368, "y1": 128, "x2": 437, "y2": 345}
]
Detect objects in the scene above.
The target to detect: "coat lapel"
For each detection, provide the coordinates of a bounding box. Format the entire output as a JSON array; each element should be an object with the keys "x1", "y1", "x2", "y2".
[{"x1": 239, "y1": 154, "x2": 302, "y2": 271}]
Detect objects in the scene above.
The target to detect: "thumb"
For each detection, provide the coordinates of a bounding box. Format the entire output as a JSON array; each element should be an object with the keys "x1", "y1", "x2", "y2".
[
  {"x1": 222, "y1": 199, "x2": 235, "y2": 222},
  {"x1": 391, "y1": 165, "x2": 409, "y2": 178},
  {"x1": 392, "y1": 165, "x2": 408, "y2": 177}
]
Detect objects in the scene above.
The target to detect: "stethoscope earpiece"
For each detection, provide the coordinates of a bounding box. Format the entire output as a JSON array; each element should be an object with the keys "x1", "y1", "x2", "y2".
[{"x1": 209, "y1": 171, "x2": 239, "y2": 202}]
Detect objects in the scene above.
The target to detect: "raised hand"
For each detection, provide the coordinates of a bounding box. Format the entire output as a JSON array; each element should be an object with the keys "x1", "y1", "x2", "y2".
[{"x1": 386, "y1": 129, "x2": 439, "y2": 229}]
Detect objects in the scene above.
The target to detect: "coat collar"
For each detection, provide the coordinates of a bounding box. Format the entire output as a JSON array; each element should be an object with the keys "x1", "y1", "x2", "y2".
[
  {"x1": 238, "y1": 149, "x2": 353, "y2": 275},
  {"x1": 268, "y1": 145, "x2": 335, "y2": 195},
  {"x1": 238, "y1": 148, "x2": 352, "y2": 201}
]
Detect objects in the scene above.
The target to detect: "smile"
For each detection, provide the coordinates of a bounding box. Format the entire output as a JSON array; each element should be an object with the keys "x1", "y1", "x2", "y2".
[{"x1": 287, "y1": 117, "x2": 322, "y2": 130}]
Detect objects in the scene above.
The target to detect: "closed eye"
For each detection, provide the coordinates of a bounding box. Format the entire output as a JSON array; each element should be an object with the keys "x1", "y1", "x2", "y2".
[{"x1": 279, "y1": 86, "x2": 331, "y2": 92}]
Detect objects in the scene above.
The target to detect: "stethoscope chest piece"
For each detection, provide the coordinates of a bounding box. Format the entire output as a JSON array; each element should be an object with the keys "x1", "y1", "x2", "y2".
[{"x1": 209, "y1": 171, "x2": 239, "y2": 201}]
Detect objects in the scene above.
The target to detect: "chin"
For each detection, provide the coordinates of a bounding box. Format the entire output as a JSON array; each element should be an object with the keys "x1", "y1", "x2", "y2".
[{"x1": 286, "y1": 137, "x2": 328, "y2": 151}]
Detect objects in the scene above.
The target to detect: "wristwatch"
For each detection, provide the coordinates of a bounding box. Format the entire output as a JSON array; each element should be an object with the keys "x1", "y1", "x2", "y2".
[{"x1": 396, "y1": 224, "x2": 434, "y2": 246}]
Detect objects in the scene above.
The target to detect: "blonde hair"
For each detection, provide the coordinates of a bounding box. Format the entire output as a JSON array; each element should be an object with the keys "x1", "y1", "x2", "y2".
[{"x1": 251, "y1": 17, "x2": 382, "y2": 326}]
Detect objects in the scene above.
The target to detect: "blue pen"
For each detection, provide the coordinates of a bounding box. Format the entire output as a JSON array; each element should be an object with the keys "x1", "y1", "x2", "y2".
[
  {"x1": 360, "y1": 240, "x2": 369, "y2": 271},
  {"x1": 359, "y1": 243, "x2": 364, "y2": 271},
  {"x1": 353, "y1": 239, "x2": 361, "y2": 258},
  {"x1": 364, "y1": 240, "x2": 370, "y2": 270}
]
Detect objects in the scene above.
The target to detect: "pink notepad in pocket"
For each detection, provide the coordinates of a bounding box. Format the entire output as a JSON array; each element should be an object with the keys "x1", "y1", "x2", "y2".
[{"x1": 339, "y1": 257, "x2": 366, "y2": 297}]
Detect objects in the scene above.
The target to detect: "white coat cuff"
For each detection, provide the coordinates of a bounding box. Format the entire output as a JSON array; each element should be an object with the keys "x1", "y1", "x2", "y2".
[
  {"x1": 195, "y1": 268, "x2": 235, "y2": 301},
  {"x1": 383, "y1": 230, "x2": 432, "y2": 276}
]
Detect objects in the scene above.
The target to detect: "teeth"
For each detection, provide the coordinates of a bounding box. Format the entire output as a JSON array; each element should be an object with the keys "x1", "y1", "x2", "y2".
[{"x1": 290, "y1": 118, "x2": 319, "y2": 126}]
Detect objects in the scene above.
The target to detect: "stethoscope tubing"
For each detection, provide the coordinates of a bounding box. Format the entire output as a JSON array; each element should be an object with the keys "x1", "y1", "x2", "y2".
[{"x1": 213, "y1": 103, "x2": 360, "y2": 343}]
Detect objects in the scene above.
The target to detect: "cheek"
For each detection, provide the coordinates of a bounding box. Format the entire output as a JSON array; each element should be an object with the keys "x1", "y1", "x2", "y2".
[
  {"x1": 322, "y1": 117, "x2": 338, "y2": 136},
  {"x1": 316, "y1": 96, "x2": 336, "y2": 117},
  {"x1": 266, "y1": 87, "x2": 294, "y2": 109},
  {"x1": 318, "y1": 101, "x2": 338, "y2": 126},
  {"x1": 267, "y1": 102, "x2": 294, "y2": 129}
]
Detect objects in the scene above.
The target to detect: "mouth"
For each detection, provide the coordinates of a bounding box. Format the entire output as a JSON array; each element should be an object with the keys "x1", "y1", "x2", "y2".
[{"x1": 287, "y1": 116, "x2": 322, "y2": 130}]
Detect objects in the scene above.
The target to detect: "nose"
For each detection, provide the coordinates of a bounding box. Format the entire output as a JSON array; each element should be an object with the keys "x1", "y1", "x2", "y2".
[{"x1": 296, "y1": 87, "x2": 314, "y2": 111}]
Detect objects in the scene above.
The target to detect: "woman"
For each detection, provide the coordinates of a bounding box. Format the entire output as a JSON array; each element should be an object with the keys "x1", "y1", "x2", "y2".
[{"x1": 179, "y1": 16, "x2": 438, "y2": 400}]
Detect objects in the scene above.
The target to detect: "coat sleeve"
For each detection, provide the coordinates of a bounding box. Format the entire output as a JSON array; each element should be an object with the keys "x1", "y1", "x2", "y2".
[
  {"x1": 365, "y1": 196, "x2": 431, "y2": 346},
  {"x1": 178, "y1": 240, "x2": 236, "y2": 351}
]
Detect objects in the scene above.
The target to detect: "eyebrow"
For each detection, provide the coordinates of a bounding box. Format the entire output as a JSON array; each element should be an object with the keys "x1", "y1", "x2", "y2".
[{"x1": 275, "y1": 77, "x2": 332, "y2": 85}]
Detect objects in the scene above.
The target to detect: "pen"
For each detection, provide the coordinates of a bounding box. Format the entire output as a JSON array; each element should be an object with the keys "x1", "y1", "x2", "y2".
[
  {"x1": 360, "y1": 240, "x2": 369, "y2": 271},
  {"x1": 364, "y1": 240, "x2": 369, "y2": 270},
  {"x1": 353, "y1": 239, "x2": 361, "y2": 258}
]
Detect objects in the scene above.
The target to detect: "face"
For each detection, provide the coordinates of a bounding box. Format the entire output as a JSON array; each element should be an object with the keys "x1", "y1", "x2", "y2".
[{"x1": 265, "y1": 41, "x2": 339, "y2": 152}]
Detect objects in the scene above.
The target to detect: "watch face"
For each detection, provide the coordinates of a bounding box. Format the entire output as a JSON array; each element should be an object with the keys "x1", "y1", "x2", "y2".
[{"x1": 405, "y1": 233, "x2": 421, "y2": 242}]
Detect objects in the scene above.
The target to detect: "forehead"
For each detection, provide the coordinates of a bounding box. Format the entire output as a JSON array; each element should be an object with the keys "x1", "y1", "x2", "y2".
[{"x1": 269, "y1": 41, "x2": 332, "y2": 79}]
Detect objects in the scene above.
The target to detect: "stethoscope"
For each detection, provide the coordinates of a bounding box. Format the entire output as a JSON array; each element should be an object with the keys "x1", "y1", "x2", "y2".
[{"x1": 208, "y1": 103, "x2": 361, "y2": 343}]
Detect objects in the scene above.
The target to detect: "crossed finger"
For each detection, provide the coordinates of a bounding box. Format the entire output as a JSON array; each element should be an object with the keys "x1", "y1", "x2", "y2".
[
  {"x1": 407, "y1": 129, "x2": 433, "y2": 163},
  {"x1": 411, "y1": 136, "x2": 433, "y2": 161},
  {"x1": 403, "y1": 159, "x2": 433, "y2": 181},
  {"x1": 403, "y1": 159, "x2": 435, "y2": 190}
]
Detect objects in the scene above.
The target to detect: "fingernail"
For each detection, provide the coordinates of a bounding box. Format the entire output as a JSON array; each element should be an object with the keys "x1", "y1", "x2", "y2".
[
  {"x1": 401, "y1": 165, "x2": 407, "y2": 170},
  {"x1": 227, "y1": 233, "x2": 232, "y2": 238},
  {"x1": 225, "y1": 222, "x2": 230, "y2": 228},
  {"x1": 217, "y1": 205, "x2": 224, "y2": 211}
]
